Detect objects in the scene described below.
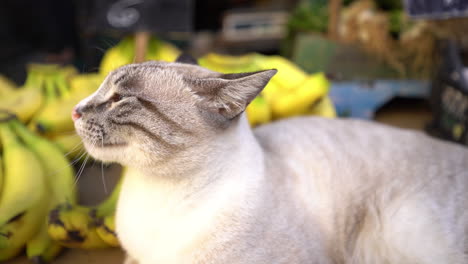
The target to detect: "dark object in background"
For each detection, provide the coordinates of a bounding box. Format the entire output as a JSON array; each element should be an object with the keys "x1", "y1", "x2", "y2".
[
  {"x1": 0, "y1": 0, "x2": 79, "y2": 85},
  {"x1": 427, "y1": 40, "x2": 468, "y2": 146},
  {"x1": 405, "y1": 0, "x2": 468, "y2": 19},
  {"x1": 83, "y1": 0, "x2": 193, "y2": 34}
]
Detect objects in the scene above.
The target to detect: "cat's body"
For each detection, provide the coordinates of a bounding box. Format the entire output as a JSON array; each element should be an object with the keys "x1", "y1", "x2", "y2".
[{"x1": 73, "y1": 59, "x2": 468, "y2": 264}]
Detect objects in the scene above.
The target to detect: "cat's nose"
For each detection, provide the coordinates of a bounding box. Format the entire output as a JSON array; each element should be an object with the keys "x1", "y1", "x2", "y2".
[{"x1": 71, "y1": 106, "x2": 82, "y2": 121}]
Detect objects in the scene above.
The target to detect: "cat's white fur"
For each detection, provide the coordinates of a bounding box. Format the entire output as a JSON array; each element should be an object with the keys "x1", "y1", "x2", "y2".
[{"x1": 117, "y1": 115, "x2": 468, "y2": 264}]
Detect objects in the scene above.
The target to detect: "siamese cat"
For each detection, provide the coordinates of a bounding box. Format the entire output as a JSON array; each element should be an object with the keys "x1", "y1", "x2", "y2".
[{"x1": 73, "y1": 56, "x2": 468, "y2": 264}]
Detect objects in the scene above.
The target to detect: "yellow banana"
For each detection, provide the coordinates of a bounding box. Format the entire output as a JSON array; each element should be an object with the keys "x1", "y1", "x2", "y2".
[
  {"x1": 246, "y1": 96, "x2": 271, "y2": 127},
  {"x1": 0, "y1": 120, "x2": 48, "y2": 261},
  {"x1": 255, "y1": 55, "x2": 308, "y2": 90},
  {"x1": 0, "y1": 75, "x2": 16, "y2": 96},
  {"x1": 47, "y1": 172, "x2": 123, "y2": 249},
  {"x1": 306, "y1": 96, "x2": 337, "y2": 118},
  {"x1": 0, "y1": 197, "x2": 49, "y2": 261},
  {"x1": 47, "y1": 204, "x2": 109, "y2": 249},
  {"x1": 11, "y1": 120, "x2": 77, "y2": 204},
  {"x1": 26, "y1": 221, "x2": 63, "y2": 262},
  {"x1": 96, "y1": 214, "x2": 119, "y2": 247},
  {"x1": 51, "y1": 132, "x2": 85, "y2": 160},
  {"x1": 0, "y1": 122, "x2": 46, "y2": 225},
  {"x1": 0, "y1": 88, "x2": 43, "y2": 123},
  {"x1": 70, "y1": 73, "x2": 104, "y2": 94},
  {"x1": 271, "y1": 73, "x2": 330, "y2": 119}
]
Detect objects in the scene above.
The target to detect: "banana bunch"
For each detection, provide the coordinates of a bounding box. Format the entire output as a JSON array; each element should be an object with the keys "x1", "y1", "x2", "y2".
[
  {"x1": 199, "y1": 53, "x2": 336, "y2": 126},
  {"x1": 0, "y1": 112, "x2": 76, "y2": 262},
  {"x1": 0, "y1": 69, "x2": 44, "y2": 123},
  {"x1": 100, "y1": 35, "x2": 181, "y2": 75},
  {"x1": 48, "y1": 172, "x2": 123, "y2": 249}
]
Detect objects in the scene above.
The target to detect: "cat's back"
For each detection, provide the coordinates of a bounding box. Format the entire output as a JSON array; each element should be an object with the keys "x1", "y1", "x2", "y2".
[
  {"x1": 254, "y1": 116, "x2": 467, "y2": 171},
  {"x1": 254, "y1": 117, "x2": 468, "y2": 263}
]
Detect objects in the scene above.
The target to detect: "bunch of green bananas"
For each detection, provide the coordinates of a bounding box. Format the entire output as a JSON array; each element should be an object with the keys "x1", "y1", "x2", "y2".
[
  {"x1": 0, "y1": 112, "x2": 76, "y2": 262},
  {"x1": 100, "y1": 35, "x2": 181, "y2": 75},
  {"x1": 198, "y1": 53, "x2": 336, "y2": 127}
]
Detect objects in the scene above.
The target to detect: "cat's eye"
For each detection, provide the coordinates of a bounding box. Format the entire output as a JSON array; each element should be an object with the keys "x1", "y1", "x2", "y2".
[{"x1": 110, "y1": 93, "x2": 123, "y2": 103}]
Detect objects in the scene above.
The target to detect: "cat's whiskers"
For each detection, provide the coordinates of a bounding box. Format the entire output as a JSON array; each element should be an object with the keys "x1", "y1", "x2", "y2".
[
  {"x1": 62, "y1": 139, "x2": 85, "y2": 159},
  {"x1": 101, "y1": 136, "x2": 108, "y2": 194},
  {"x1": 72, "y1": 138, "x2": 98, "y2": 189}
]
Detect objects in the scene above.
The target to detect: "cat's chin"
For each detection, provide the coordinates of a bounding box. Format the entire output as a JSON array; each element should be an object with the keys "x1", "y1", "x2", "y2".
[{"x1": 83, "y1": 142, "x2": 128, "y2": 163}]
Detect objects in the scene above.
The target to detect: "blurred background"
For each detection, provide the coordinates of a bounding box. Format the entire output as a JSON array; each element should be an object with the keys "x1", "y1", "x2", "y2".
[{"x1": 0, "y1": 0, "x2": 467, "y2": 263}]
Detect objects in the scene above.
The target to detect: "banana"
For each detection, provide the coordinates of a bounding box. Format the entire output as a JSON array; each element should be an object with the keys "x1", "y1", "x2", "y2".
[
  {"x1": 26, "y1": 221, "x2": 63, "y2": 262},
  {"x1": 0, "y1": 122, "x2": 46, "y2": 225},
  {"x1": 52, "y1": 132, "x2": 85, "y2": 160},
  {"x1": 246, "y1": 96, "x2": 271, "y2": 127},
  {"x1": 47, "y1": 204, "x2": 109, "y2": 249},
  {"x1": 47, "y1": 171, "x2": 123, "y2": 249},
  {"x1": 0, "y1": 120, "x2": 48, "y2": 261},
  {"x1": 95, "y1": 214, "x2": 119, "y2": 247},
  {"x1": 0, "y1": 197, "x2": 49, "y2": 261},
  {"x1": 70, "y1": 73, "x2": 104, "y2": 95},
  {"x1": 255, "y1": 55, "x2": 308, "y2": 91},
  {"x1": 11, "y1": 120, "x2": 77, "y2": 205},
  {"x1": 0, "y1": 75, "x2": 16, "y2": 96},
  {"x1": 11, "y1": 120, "x2": 77, "y2": 261},
  {"x1": 0, "y1": 88, "x2": 43, "y2": 123},
  {"x1": 271, "y1": 73, "x2": 330, "y2": 119},
  {"x1": 31, "y1": 77, "x2": 92, "y2": 137},
  {"x1": 306, "y1": 96, "x2": 337, "y2": 118}
]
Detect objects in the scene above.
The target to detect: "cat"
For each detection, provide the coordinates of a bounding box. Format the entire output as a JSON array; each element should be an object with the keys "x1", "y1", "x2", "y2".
[{"x1": 73, "y1": 56, "x2": 468, "y2": 264}]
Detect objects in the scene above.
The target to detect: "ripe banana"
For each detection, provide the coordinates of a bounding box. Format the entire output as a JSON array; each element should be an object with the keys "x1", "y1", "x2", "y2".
[
  {"x1": 47, "y1": 204, "x2": 109, "y2": 249},
  {"x1": 47, "y1": 171, "x2": 123, "y2": 249},
  {"x1": 0, "y1": 88, "x2": 43, "y2": 123},
  {"x1": 271, "y1": 72, "x2": 330, "y2": 119},
  {"x1": 0, "y1": 197, "x2": 49, "y2": 261},
  {"x1": 12, "y1": 120, "x2": 78, "y2": 261},
  {"x1": 0, "y1": 122, "x2": 46, "y2": 225},
  {"x1": 96, "y1": 214, "x2": 119, "y2": 247},
  {"x1": 26, "y1": 221, "x2": 63, "y2": 263},
  {"x1": 0, "y1": 75, "x2": 15, "y2": 96},
  {"x1": 11, "y1": 120, "x2": 77, "y2": 204},
  {"x1": 0, "y1": 120, "x2": 48, "y2": 261},
  {"x1": 52, "y1": 132, "x2": 85, "y2": 160},
  {"x1": 246, "y1": 96, "x2": 271, "y2": 127}
]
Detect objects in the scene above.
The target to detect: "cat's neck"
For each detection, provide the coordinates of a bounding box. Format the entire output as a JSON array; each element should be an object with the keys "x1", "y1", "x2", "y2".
[{"x1": 127, "y1": 114, "x2": 264, "y2": 198}]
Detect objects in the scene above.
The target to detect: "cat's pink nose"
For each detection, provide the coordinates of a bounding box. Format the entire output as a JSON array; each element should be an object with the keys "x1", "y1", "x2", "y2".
[{"x1": 72, "y1": 106, "x2": 82, "y2": 121}]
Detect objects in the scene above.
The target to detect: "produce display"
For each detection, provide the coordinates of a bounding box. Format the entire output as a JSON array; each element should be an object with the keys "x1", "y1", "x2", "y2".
[{"x1": 0, "y1": 34, "x2": 335, "y2": 262}]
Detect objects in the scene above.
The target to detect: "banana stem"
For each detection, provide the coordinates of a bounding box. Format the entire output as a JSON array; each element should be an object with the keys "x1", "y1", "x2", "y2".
[
  {"x1": 0, "y1": 123, "x2": 18, "y2": 148},
  {"x1": 55, "y1": 73, "x2": 71, "y2": 99},
  {"x1": 44, "y1": 76, "x2": 58, "y2": 103}
]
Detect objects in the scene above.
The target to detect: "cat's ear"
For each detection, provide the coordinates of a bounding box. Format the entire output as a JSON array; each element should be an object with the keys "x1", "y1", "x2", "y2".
[
  {"x1": 175, "y1": 53, "x2": 199, "y2": 65},
  {"x1": 187, "y1": 69, "x2": 277, "y2": 119}
]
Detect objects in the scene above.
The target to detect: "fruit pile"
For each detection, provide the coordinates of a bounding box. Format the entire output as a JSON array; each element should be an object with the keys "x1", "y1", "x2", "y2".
[
  {"x1": 0, "y1": 112, "x2": 123, "y2": 262},
  {"x1": 199, "y1": 53, "x2": 335, "y2": 126}
]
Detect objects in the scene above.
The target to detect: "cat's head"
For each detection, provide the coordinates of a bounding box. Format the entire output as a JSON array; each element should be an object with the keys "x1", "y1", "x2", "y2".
[{"x1": 72, "y1": 55, "x2": 276, "y2": 167}]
